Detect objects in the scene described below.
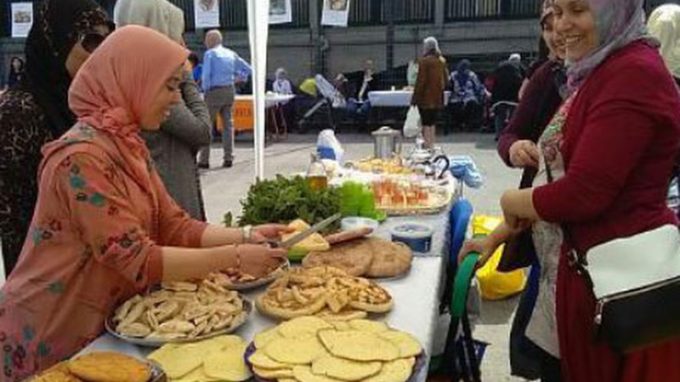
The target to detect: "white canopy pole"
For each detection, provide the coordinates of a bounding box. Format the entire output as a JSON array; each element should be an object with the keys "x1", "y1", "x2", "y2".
[{"x1": 246, "y1": 0, "x2": 269, "y2": 180}]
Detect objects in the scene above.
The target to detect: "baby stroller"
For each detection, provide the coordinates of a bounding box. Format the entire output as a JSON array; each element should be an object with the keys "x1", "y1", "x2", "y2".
[{"x1": 297, "y1": 75, "x2": 347, "y2": 133}]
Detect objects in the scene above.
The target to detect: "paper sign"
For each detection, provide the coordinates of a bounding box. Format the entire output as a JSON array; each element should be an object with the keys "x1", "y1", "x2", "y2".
[
  {"x1": 194, "y1": 0, "x2": 220, "y2": 29},
  {"x1": 269, "y1": 0, "x2": 292, "y2": 24},
  {"x1": 11, "y1": 3, "x2": 33, "y2": 38}
]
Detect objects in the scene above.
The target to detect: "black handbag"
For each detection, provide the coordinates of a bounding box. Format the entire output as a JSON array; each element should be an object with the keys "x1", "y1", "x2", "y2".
[{"x1": 566, "y1": 226, "x2": 680, "y2": 354}]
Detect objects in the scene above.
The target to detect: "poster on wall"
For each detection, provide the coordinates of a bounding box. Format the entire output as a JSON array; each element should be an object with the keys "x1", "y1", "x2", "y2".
[
  {"x1": 194, "y1": 0, "x2": 220, "y2": 29},
  {"x1": 269, "y1": 0, "x2": 292, "y2": 24},
  {"x1": 321, "y1": 0, "x2": 350, "y2": 27},
  {"x1": 11, "y1": 2, "x2": 33, "y2": 38}
]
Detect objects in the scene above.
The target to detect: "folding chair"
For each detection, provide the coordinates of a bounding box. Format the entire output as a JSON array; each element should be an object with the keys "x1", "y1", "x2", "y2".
[
  {"x1": 440, "y1": 198, "x2": 473, "y2": 313},
  {"x1": 442, "y1": 251, "x2": 485, "y2": 382}
]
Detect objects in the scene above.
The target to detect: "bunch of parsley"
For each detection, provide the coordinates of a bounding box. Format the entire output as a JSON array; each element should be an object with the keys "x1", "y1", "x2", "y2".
[{"x1": 233, "y1": 175, "x2": 341, "y2": 228}]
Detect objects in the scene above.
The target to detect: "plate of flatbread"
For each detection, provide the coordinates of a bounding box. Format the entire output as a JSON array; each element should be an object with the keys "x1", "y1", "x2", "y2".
[{"x1": 302, "y1": 237, "x2": 413, "y2": 279}]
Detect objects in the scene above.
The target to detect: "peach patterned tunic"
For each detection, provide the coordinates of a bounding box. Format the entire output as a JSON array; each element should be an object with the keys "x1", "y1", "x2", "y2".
[{"x1": 0, "y1": 124, "x2": 207, "y2": 380}]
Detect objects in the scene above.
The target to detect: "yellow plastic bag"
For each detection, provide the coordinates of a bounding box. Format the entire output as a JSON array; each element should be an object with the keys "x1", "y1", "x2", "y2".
[{"x1": 471, "y1": 215, "x2": 527, "y2": 300}]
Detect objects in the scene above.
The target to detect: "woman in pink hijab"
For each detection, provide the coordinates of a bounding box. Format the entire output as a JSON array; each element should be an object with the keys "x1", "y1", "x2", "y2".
[{"x1": 0, "y1": 25, "x2": 286, "y2": 380}]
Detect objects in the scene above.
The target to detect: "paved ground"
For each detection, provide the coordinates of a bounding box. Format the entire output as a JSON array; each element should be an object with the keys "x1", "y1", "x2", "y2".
[{"x1": 0, "y1": 132, "x2": 527, "y2": 381}]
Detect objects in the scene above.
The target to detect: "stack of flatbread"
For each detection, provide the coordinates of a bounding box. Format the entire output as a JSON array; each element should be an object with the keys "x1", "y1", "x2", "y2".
[
  {"x1": 248, "y1": 316, "x2": 422, "y2": 382},
  {"x1": 302, "y1": 237, "x2": 413, "y2": 278}
]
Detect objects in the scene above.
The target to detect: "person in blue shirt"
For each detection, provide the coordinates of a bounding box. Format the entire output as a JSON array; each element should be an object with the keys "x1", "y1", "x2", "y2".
[
  {"x1": 198, "y1": 29, "x2": 252, "y2": 169},
  {"x1": 188, "y1": 52, "x2": 203, "y2": 90}
]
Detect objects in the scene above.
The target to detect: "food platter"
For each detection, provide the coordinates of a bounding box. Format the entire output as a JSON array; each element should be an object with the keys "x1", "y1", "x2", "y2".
[
  {"x1": 30, "y1": 353, "x2": 168, "y2": 382},
  {"x1": 105, "y1": 299, "x2": 252, "y2": 348},
  {"x1": 212, "y1": 260, "x2": 291, "y2": 291},
  {"x1": 373, "y1": 179, "x2": 453, "y2": 216},
  {"x1": 255, "y1": 266, "x2": 394, "y2": 321},
  {"x1": 243, "y1": 316, "x2": 428, "y2": 382},
  {"x1": 244, "y1": 344, "x2": 427, "y2": 382},
  {"x1": 107, "y1": 278, "x2": 253, "y2": 347}
]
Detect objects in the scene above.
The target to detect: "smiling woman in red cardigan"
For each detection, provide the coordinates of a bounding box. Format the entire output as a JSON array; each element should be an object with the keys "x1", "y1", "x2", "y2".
[{"x1": 499, "y1": 0, "x2": 680, "y2": 381}]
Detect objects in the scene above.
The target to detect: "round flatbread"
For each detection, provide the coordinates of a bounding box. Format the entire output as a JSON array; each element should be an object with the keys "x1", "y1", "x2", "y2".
[
  {"x1": 348, "y1": 319, "x2": 389, "y2": 333},
  {"x1": 317, "y1": 330, "x2": 400, "y2": 362},
  {"x1": 265, "y1": 336, "x2": 326, "y2": 365},
  {"x1": 303, "y1": 239, "x2": 374, "y2": 277},
  {"x1": 249, "y1": 349, "x2": 289, "y2": 370},
  {"x1": 293, "y1": 365, "x2": 345, "y2": 382},
  {"x1": 278, "y1": 316, "x2": 333, "y2": 338},
  {"x1": 203, "y1": 342, "x2": 251, "y2": 381},
  {"x1": 378, "y1": 330, "x2": 422, "y2": 358},
  {"x1": 316, "y1": 308, "x2": 367, "y2": 322},
  {"x1": 363, "y1": 358, "x2": 415, "y2": 382},
  {"x1": 311, "y1": 353, "x2": 382, "y2": 381},
  {"x1": 365, "y1": 239, "x2": 412, "y2": 278},
  {"x1": 253, "y1": 366, "x2": 295, "y2": 379},
  {"x1": 68, "y1": 352, "x2": 151, "y2": 382},
  {"x1": 254, "y1": 326, "x2": 283, "y2": 349}
]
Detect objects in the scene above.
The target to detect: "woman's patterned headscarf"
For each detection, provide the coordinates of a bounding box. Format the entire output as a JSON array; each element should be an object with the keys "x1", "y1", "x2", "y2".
[{"x1": 566, "y1": 0, "x2": 651, "y2": 91}]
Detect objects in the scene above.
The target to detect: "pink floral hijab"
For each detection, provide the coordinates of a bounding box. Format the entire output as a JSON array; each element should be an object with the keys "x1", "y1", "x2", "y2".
[
  {"x1": 43, "y1": 25, "x2": 188, "y2": 190},
  {"x1": 567, "y1": 0, "x2": 652, "y2": 90}
]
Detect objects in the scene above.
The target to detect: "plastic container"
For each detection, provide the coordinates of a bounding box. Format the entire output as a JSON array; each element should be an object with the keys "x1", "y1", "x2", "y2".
[
  {"x1": 341, "y1": 217, "x2": 380, "y2": 232},
  {"x1": 390, "y1": 223, "x2": 434, "y2": 253},
  {"x1": 317, "y1": 146, "x2": 336, "y2": 160}
]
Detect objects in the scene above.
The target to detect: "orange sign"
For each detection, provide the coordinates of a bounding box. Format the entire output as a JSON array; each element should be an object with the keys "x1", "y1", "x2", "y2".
[{"x1": 232, "y1": 98, "x2": 254, "y2": 132}]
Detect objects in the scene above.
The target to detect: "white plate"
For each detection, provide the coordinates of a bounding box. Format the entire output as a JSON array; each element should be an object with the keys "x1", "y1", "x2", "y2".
[{"x1": 105, "y1": 299, "x2": 252, "y2": 348}]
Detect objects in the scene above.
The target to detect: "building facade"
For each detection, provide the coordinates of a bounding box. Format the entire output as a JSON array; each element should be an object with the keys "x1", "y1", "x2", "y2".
[{"x1": 0, "y1": 0, "x2": 674, "y2": 87}]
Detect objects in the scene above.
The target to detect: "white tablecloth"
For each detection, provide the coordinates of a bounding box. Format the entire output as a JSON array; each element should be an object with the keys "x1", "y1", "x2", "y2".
[
  {"x1": 368, "y1": 90, "x2": 451, "y2": 107},
  {"x1": 235, "y1": 93, "x2": 295, "y2": 108},
  {"x1": 79, "y1": 205, "x2": 453, "y2": 382}
]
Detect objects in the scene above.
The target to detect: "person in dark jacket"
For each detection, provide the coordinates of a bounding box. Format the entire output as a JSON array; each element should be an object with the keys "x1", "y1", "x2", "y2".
[
  {"x1": 411, "y1": 36, "x2": 448, "y2": 149},
  {"x1": 496, "y1": 1, "x2": 566, "y2": 380},
  {"x1": 114, "y1": 0, "x2": 211, "y2": 221},
  {"x1": 0, "y1": 0, "x2": 112, "y2": 277},
  {"x1": 490, "y1": 54, "x2": 525, "y2": 139},
  {"x1": 5, "y1": 57, "x2": 24, "y2": 91}
]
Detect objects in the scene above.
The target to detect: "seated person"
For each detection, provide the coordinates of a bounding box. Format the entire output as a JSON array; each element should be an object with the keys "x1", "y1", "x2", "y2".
[
  {"x1": 345, "y1": 59, "x2": 375, "y2": 118},
  {"x1": 449, "y1": 59, "x2": 487, "y2": 131}
]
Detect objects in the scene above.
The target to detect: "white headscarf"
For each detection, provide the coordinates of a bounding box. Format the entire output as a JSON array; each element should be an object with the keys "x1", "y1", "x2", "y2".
[
  {"x1": 114, "y1": 0, "x2": 185, "y2": 43},
  {"x1": 423, "y1": 36, "x2": 441, "y2": 56},
  {"x1": 648, "y1": 4, "x2": 680, "y2": 78}
]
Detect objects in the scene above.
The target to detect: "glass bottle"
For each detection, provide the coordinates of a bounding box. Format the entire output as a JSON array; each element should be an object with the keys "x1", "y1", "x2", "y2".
[{"x1": 306, "y1": 153, "x2": 328, "y2": 190}]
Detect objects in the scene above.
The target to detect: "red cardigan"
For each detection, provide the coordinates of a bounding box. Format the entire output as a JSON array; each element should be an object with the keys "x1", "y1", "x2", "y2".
[{"x1": 533, "y1": 41, "x2": 680, "y2": 253}]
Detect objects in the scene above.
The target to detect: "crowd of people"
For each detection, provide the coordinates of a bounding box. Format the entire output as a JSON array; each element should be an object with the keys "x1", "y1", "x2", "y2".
[{"x1": 0, "y1": 0, "x2": 679, "y2": 380}]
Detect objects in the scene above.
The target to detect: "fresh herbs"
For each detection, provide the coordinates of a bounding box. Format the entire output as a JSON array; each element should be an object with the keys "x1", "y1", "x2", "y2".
[{"x1": 236, "y1": 175, "x2": 341, "y2": 228}]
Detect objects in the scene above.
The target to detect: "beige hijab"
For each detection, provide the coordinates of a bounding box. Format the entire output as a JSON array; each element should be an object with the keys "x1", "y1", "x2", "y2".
[
  {"x1": 648, "y1": 4, "x2": 680, "y2": 78},
  {"x1": 114, "y1": 0, "x2": 185, "y2": 43}
]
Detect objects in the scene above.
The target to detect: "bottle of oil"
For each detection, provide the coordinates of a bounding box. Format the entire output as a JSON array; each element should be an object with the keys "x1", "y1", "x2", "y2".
[{"x1": 306, "y1": 153, "x2": 328, "y2": 190}]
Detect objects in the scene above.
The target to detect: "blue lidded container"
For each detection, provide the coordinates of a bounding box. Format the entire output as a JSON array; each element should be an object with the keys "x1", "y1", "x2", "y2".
[
  {"x1": 317, "y1": 146, "x2": 336, "y2": 160},
  {"x1": 390, "y1": 223, "x2": 434, "y2": 253}
]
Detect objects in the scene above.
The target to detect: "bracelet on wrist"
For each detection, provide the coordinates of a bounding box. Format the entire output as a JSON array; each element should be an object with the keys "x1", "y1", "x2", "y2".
[{"x1": 241, "y1": 225, "x2": 252, "y2": 244}]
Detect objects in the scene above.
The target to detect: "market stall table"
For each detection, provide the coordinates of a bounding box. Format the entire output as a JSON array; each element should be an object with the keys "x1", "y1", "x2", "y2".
[
  {"x1": 232, "y1": 93, "x2": 295, "y2": 139},
  {"x1": 78, "y1": 199, "x2": 455, "y2": 382},
  {"x1": 368, "y1": 90, "x2": 451, "y2": 107}
]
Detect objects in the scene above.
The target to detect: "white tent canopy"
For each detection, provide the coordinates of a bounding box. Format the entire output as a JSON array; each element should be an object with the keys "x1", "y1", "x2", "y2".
[{"x1": 247, "y1": 0, "x2": 269, "y2": 180}]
